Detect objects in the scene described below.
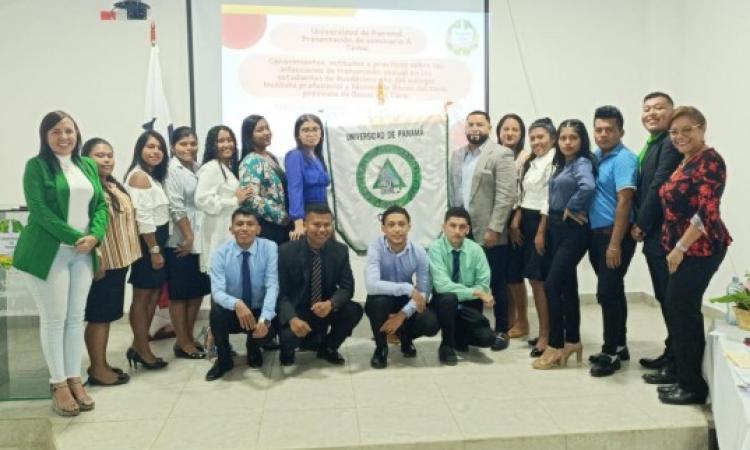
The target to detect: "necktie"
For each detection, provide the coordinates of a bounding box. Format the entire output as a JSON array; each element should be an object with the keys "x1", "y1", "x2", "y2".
[
  {"x1": 310, "y1": 248, "x2": 322, "y2": 304},
  {"x1": 451, "y1": 250, "x2": 461, "y2": 283},
  {"x1": 241, "y1": 251, "x2": 252, "y2": 306},
  {"x1": 638, "y1": 132, "x2": 663, "y2": 168}
]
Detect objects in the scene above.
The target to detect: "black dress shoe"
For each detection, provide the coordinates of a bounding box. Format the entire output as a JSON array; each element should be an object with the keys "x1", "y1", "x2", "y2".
[
  {"x1": 439, "y1": 346, "x2": 458, "y2": 366},
  {"x1": 639, "y1": 353, "x2": 669, "y2": 370},
  {"x1": 643, "y1": 366, "x2": 677, "y2": 385},
  {"x1": 491, "y1": 333, "x2": 510, "y2": 352},
  {"x1": 617, "y1": 347, "x2": 630, "y2": 361},
  {"x1": 317, "y1": 347, "x2": 346, "y2": 365},
  {"x1": 590, "y1": 354, "x2": 621, "y2": 377},
  {"x1": 400, "y1": 342, "x2": 417, "y2": 358},
  {"x1": 657, "y1": 383, "x2": 679, "y2": 394},
  {"x1": 87, "y1": 369, "x2": 130, "y2": 386},
  {"x1": 528, "y1": 337, "x2": 539, "y2": 347},
  {"x1": 370, "y1": 347, "x2": 388, "y2": 369},
  {"x1": 279, "y1": 351, "x2": 295, "y2": 366},
  {"x1": 659, "y1": 385, "x2": 706, "y2": 405},
  {"x1": 205, "y1": 360, "x2": 233, "y2": 381},
  {"x1": 246, "y1": 347, "x2": 263, "y2": 368},
  {"x1": 530, "y1": 347, "x2": 544, "y2": 358}
]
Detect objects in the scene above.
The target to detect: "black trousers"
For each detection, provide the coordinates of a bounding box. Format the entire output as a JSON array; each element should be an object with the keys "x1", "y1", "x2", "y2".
[
  {"x1": 429, "y1": 294, "x2": 495, "y2": 349},
  {"x1": 644, "y1": 251, "x2": 672, "y2": 357},
  {"x1": 664, "y1": 249, "x2": 725, "y2": 396},
  {"x1": 588, "y1": 230, "x2": 636, "y2": 355},
  {"x1": 484, "y1": 244, "x2": 510, "y2": 333},
  {"x1": 258, "y1": 217, "x2": 290, "y2": 247},
  {"x1": 365, "y1": 295, "x2": 440, "y2": 349},
  {"x1": 210, "y1": 304, "x2": 275, "y2": 368},
  {"x1": 544, "y1": 215, "x2": 590, "y2": 348},
  {"x1": 279, "y1": 301, "x2": 363, "y2": 353}
]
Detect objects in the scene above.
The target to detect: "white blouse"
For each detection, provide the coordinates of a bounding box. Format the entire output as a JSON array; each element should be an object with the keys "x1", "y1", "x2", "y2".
[
  {"x1": 195, "y1": 160, "x2": 240, "y2": 272},
  {"x1": 125, "y1": 169, "x2": 170, "y2": 234},
  {"x1": 164, "y1": 158, "x2": 203, "y2": 253},
  {"x1": 520, "y1": 148, "x2": 555, "y2": 214},
  {"x1": 57, "y1": 154, "x2": 93, "y2": 234}
]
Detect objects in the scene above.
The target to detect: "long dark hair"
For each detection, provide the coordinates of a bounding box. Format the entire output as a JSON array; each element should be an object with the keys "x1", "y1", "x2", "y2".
[
  {"x1": 522, "y1": 117, "x2": 557, "y2": 177},
  {"x1": 495, "y1": 113, "x2": 526, "y2": 156},
  {"x1": 38, "y1": 110, "x2": 83, "y2": 174},
  {"x1": 552, "y1": 119, "x2": 596, "y2": 177},
  {"x1": 202, "y1": 125, "x2": 239, "y2": 179},
  {"x1": 81, "y1": 137, "x2": 129, "y2": 213},
  {"x1": 124, "y1": 130, "x2": 169, "y2": 182},
  {"x1": 240, "y1": 114, "x2": 265, "y2": 160},
  {"x1": 293, "y1": 113, "x2": 327, "y2": 171}
]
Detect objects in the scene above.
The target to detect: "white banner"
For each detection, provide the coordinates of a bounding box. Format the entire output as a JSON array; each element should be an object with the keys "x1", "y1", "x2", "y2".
[
  {"x1": 327, "y1": 114, "x2": 449, "y2": 253},
  {"x1": 143, "y1": 45, "x2": 173, "y2": 141}
]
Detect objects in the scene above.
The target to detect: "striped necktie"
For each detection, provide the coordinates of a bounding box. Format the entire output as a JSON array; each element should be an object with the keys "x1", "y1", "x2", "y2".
[{"x1": 310, "y1": 248, "x2": 322, "y2": 304}]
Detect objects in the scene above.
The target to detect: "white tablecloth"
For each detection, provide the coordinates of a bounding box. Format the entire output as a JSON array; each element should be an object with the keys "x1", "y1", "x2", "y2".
[{"x1": 706, "y1": 320, "x2": 750, "y2": 450}]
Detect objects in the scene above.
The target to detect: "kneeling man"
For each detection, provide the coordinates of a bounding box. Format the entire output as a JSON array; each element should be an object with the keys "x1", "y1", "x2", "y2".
[
  {"x1": 365, "y1": 206, "x2": 439, "y2": 369},
  {"x1": 206, "y1": 207, "x2": 278, "y2": 381},
  {"x1": 429, "y1": 207, "x2": 495, "y2": 365},
  {"x1": 277, "y1": 204, "x2": 363, "y2": 366}
]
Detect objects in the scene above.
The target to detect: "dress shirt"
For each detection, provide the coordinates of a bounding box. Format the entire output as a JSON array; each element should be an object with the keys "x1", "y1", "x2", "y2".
[
  {"x1": 164, "y1": 157, "x2": 203, "y2": 252},
  {"x1": 210, "y1": 238, "x2": 279, "y2": 321},
  {"x1": 589, "y1": 143, "x2": 638, "y2": 229},
  {"x1": 546, "y1": 157, "x2": 595, "y2": 215},
  {"x1": 428, "y1": 235, "x2": 490, "y2": 301},
  {"x1": 461, "y1": 146, "x2": 482, "y2": 209},
  {"x1": 284, "y1": 149, "x2": 330, "y2": 220},
  {"x1": 56, "y1": 154, "x2": 94, "y2": 235},
  {"x1": 520, "y1": 149, "x2": 555, "y2": 213},
  {"x1": 365, "y1": 236, "x2": 430, "y2": 318}
]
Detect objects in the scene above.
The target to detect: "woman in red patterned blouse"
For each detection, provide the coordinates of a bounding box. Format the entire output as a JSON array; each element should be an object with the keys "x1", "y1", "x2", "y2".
[{"x1": 657, "y1": 106, "x2": 732, "y2": 405}]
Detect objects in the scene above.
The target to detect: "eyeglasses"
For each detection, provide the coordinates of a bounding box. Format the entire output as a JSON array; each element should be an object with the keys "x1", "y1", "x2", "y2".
[{"x1": 668, "y1": 124, "x2": 703, "y2": 137}]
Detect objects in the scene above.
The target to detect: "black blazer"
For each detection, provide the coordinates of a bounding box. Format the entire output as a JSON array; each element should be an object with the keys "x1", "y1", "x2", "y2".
[
  {"x1": 633, "y1": 133, "x2": 681, "y2": 256},
  {"x1": 277, "y1": 238, "x2": 354, "y2": 325}
]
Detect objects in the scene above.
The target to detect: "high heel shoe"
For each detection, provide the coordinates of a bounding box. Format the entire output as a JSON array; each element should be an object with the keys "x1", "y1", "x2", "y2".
[
  {"x1": 66, "y1": 378, "x2": 95, "y2": 411},
  {"x1": 126, "y1": 347, "x2": 168, "y2": 370},
  {"x1": 532, "y1": 346, "x2": 563, "y2": 370},
  {"x1": 174, "y1": 345, "x2": 207, "y2": 360},
  {"x1": 561, "y1": 342, "x2": 583, "y2": 367},
  {"x1": 87, "y1": 368, "x2": 130, "y2": 386},
  {"x1": 50, "y1": 382, "x2": 79, "y2": 417}
]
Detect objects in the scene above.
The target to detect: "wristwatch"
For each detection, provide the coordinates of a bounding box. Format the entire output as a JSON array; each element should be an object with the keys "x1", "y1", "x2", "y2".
[{"x1": 149, "y1": 245, "x2": 161, "y2": 254}]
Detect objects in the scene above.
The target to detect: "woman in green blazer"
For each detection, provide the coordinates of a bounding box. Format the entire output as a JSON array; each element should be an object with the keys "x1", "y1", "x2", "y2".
[{"x1": 13, "y1": 111, "x2": 108, "y2": 417}]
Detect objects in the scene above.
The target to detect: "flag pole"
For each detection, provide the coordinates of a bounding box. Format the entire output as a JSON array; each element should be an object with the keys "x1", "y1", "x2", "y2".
[{"x1": 150, "y1": 21, "x2": 156, "y2": 46}]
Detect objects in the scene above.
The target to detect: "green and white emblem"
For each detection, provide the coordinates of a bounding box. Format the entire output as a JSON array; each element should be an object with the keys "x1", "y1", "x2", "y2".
[
  {"x1": 445, "y1": 19, "x2": 479, "y2": 56},
  {"x1": 356, "y1": 145, "x2": 421, "y2": 208}
]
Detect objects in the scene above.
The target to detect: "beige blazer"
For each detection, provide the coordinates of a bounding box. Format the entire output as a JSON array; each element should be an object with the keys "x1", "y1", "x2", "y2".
[{"x1": 449, "y1": 140, "x2": 517, "y2": 246}]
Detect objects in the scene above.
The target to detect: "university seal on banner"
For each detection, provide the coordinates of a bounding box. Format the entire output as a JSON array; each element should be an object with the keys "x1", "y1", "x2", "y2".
[
  {"x1": 356, "y1": 145, "x2": 421, "y2": 208},
  {"x1": 445, "y1": 19, "x2": 479, "y2": 56}
]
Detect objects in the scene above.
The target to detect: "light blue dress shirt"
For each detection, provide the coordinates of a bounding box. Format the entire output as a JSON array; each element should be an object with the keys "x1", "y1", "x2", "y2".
[
  {"x1": 461, "y1": 147, "x2": 481, "y2": 209},
  {"x1": 365, "y1": 236, "x2": 430, "y2": 318},
  {"x1": 210, "y1": 238, "x2": 278, "y2": 321},
  {"x1": 589, "y1": 142, "x2": 638, "y2": 229}
]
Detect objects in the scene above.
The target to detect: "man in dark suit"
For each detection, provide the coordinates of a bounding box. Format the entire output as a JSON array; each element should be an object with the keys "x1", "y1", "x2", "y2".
[
  {"x1": 277, "y1": 204, "x2": 363, "y2": 366},
  {"x1": 630, "y1": 91, "x2": 682, "y2": 384}
]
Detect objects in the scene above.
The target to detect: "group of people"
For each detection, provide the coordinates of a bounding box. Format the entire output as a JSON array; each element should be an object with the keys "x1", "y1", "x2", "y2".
[{"x1": 12, "y1": 90, "x2": 730, "y2": 418}]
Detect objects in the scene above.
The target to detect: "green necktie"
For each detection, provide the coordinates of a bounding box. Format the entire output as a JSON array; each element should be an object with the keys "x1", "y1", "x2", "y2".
[{"x1": 638, "y1": 132, "x2": 665, "y2": 168}]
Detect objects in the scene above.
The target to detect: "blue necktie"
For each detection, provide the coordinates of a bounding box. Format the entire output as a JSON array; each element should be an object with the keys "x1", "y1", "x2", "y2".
[
  {"x1": 451, "y1": 250, "x2": 461, "y2": 283},
  {"x1": 241, "y1": 251, "x2": 252, "y2": 307}
]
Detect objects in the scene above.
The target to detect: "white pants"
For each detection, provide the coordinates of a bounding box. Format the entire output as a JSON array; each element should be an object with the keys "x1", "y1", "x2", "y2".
[{"x1": 24, "y1": 246, "x2": 93, "y2": 383}]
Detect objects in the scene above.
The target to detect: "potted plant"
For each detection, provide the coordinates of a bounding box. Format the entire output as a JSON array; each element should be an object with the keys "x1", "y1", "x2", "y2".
[{"x1": 711, "y1": 272, "x2": 750, "y2": 330}]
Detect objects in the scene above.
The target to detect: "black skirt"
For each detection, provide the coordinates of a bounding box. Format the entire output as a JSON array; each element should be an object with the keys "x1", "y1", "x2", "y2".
[
  {"x1": 165, "y1": 248, "x2": 211, "y2": 300},
  {"x1": 258, "y1": 216, "x2": 290, "y2": 247},
  {"x1": 85, "y1": 267, "x2": 128, "y2": 323},
  {"x1": 129, "y1": 223, "x2": 169, "y2": 290},
  {"x1": 520, "y1": 208, "x2": 546, "y2": 281}
]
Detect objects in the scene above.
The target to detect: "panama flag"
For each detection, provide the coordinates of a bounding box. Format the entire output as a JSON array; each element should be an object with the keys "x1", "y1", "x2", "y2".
[{"x1": 143, "y1": 41, "x2": 173, "y2": 142}]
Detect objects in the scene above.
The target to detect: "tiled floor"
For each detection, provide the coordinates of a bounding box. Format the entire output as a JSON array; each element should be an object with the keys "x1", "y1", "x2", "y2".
[{"x1": 0, "y1": 299, "x2": 711, "y2": 450}]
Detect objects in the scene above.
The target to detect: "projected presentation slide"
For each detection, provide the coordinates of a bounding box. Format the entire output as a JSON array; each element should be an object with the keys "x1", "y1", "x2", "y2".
[{"x1": 220, "y1": 4, "x2": 486, "y2": 155}]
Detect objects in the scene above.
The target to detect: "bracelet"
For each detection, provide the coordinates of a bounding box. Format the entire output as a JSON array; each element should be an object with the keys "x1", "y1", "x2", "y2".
[{"x1": 675, "y1": 241, "x2": 688, "y2": 252}]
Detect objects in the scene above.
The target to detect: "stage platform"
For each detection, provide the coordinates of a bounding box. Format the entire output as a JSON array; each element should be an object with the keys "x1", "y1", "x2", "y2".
[{"x1": 0, "y1": 299, "x2": 712, "y2": 450}]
